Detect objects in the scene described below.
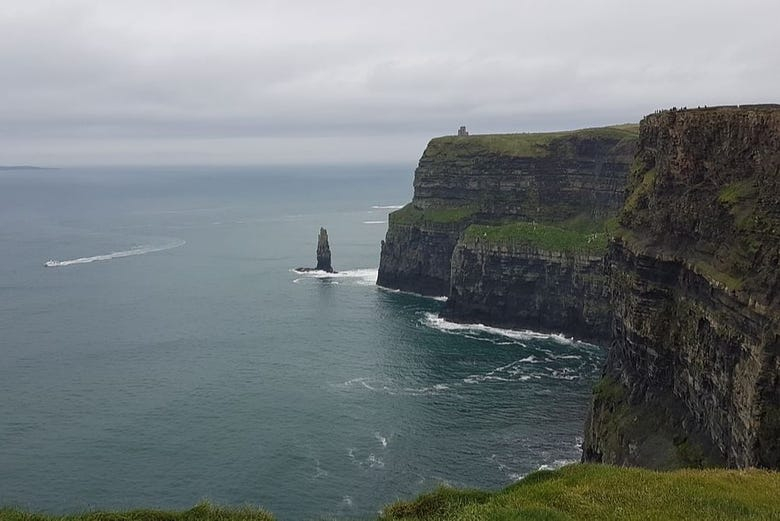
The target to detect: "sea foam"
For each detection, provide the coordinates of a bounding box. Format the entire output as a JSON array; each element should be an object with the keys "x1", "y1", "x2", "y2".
[
  {"x1": 291, "y1": 268, "x2": 378, "y2": 285},
  {"x1": 45, "y1": 239, "x2": 185, "y2": 268},
  {"x1": 421, "y1": 313, "x2": 575, "y2": 345},
  {"x1": 376, "y1": 285, "x2": 448, "y2": 302}
]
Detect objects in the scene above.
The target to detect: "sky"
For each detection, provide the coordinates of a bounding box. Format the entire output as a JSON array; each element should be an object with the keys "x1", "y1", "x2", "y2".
[{"x1": 1, "y1": 0, "x2": 778, "y2": 166}]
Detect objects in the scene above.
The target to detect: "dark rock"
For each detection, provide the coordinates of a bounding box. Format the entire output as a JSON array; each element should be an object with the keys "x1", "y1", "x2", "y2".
[
  {"x1": 583, "y1": 106, "x2": 780, "y2": 469},
  {"x1": 377, "y1": 220, "x2": 465, "y2": 296},
  {"x1": 445, "y1": 244, "x2": 611, "y2": 345},
  {"x1": 378, "y1": 126, "x2": 636, "y2": 319},
  {"x1": 297, "y1": 227, "x2": 336, "y2": 273},
  {"x1": 315, "y1": 227, "x2": 334, "y2": 273},
  {"x1": 377, "y1": 107, "x2": 780, "y2": 470}
]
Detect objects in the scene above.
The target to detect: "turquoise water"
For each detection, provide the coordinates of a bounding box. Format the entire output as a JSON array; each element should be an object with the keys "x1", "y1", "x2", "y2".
[{"x1": 0, "y1": 166, "x2": 604, "y2": 520}]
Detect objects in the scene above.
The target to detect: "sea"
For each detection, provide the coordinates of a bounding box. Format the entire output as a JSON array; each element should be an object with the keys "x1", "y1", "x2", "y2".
[{"x1": 0, "y1": 165, "x2": 604, "y2": 520}]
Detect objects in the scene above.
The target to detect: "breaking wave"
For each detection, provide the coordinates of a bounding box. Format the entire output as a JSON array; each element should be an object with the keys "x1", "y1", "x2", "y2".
[
  {"x1": 420, "y1": 313, "x2": 575, "y2": 345},
  {"x1": 376, "y1": 285, "x2": 448, "y2": 302},
  {"x1": 371, "y1": 205, "x2": 404, "y2": 209},
  {"x1": 291, "y1": 268, "x2": 377, "y2": 285},
  {"x1": 362, "y1": 220, "x2": 387, "y2": 225},
  {"x1": 44, "y1": 240, "x2": 186, "y2": 268}
]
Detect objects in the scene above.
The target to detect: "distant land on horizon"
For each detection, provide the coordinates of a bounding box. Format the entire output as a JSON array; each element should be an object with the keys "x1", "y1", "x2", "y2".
[{"x1": 0, "y1": 165, "x2": 56, "y2": 171}]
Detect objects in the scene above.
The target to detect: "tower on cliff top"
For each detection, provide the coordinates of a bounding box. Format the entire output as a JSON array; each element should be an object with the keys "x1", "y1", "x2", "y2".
[{"x1": 457, "y1": 125, "x2": 469, "y2": 136}]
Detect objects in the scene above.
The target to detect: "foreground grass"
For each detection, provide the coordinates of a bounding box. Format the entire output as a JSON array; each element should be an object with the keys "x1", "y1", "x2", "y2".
[
  {"x1": 0, "y1": 502, "x2": 274, "y2": 521},
  {"x1": 381, "y1": 464, "x2": 780, "y2": 521},
  {"x1": 4, "y1": 464, "x2": 780, "y2": 521}
]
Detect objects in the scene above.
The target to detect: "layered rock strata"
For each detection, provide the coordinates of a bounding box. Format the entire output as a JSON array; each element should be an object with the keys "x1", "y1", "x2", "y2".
[
  {"x1": 447, "y1": 242, "x2": 611, "y2": 344},
  {"x1": 583, "y1": 106, "x2": 780, "y2": 469},
  {"x1": 377, "y1": 127, "x2": 637, "y2": 300}
]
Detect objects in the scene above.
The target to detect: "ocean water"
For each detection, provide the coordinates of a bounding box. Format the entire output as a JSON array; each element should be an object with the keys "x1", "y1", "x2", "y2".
[{"x1": 0, "y1": 165, "x2": 604, "y2": 520}]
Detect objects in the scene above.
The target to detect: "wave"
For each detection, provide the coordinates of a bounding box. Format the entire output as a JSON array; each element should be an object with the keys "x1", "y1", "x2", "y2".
[
  {"x1": 45, "y1": 240, "x2": 186, "y2": 267},
  {"x1": 338, "y1": 377, "x2": 453, "y2": 396},
  {"x1": 362, "y1": 220, "x2": 387, "y2": 224},
  {"x1": 347, "y1": 447, "x2": 385, "y2": 469},
  {"x1": 421, "y1": 313, "x2": 575, "y2": 345},
  {"x1": 377, "y1": 284, "x2": 448, "y2": 302},
  {"x1": 536, "y1": 459, "x2": 576, "y2": 472},
  {"x1": 371, "y1": 205, "x2": 404, "y2": 209},
  {"x1": 291, "y1": 268, "x2": 378, "y2": 285}
]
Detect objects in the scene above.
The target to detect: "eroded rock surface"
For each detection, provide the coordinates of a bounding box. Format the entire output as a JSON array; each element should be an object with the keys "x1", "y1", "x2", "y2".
[
  {"x1": 377, "y1": 127, "x2": 637, "y2": 306},
  {"x1": 583, "y1": 105, "x2": 780, "y2": 469},
  {"x1": 297, "y1": 227, "x2": 335, "y2": 273}
]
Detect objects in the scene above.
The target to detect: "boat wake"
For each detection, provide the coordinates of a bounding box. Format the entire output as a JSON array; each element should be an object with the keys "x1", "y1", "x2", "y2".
[{"x1": 44, "y1": 240, "x2": 186, "y2": 267}]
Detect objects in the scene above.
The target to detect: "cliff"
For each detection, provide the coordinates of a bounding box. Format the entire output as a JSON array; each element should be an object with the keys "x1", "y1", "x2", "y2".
[
  {"x1": 447, "y1": 223, "x2": 612, "y2": 343},
  {"x1": 377, "y1": 126, "x2": 637, "y2": 302},
  {"x1": 583, "y1": 105, "x2": 780, "y2": 469}
]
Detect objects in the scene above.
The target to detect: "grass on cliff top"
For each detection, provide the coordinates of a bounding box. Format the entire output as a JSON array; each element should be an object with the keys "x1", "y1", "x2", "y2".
[
  {"x1": 424, "y1": 125, "x2": 639, "y2": 159},
  {"x1": 381, "y1": 464, "x2": 780, "y2": 521},
  {"x1": 462, "y1": 221, "x2": 609, "y2": 255},
  {"x1": 0, "y1": 502, "x2": 274, "y2": 521},
  {"x1": 4, "y1": 465, "x2": 780, "y2": 521},
  {"x1": 390, "y1": 203, "x2": 477, "y2": 226}
]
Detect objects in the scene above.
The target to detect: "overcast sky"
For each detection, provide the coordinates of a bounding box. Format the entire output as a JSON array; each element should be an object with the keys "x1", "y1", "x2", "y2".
[{"x1": 1, "y1": 0, "x2": 778, "y2": 166}]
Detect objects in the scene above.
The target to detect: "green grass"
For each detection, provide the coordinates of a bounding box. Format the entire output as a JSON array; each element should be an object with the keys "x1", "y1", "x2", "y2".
[
  {"x1": 592, "y1": 376, "x2": 625, "y2": 403},
  {"x1": 462, "y1": 222, "x2": 609, "y2": 256},
  {"x1": 424, "y1": 125, "x2": 639, "y2": 160},
  {"x1": 692, "y1": 260, "x2": 745, "y2": 291},
  {"x1": 381, "y1": 464, "x2": 780, "y2": 521},
  {"x1": 389, "y1": 204, "x2": 478, "y2": 226},
  {"x1": 0, "y1": 502, "x2": 274, "y2": 521},
  {"x1": 621, "y1": 167, "x2": 657, "y2": 218},
  {"x1": 4, "y1": 465, "x2": 780, "y2": 521},
  {"x1": 718, "y1": 180, "x2": 757, "y2": 206}
]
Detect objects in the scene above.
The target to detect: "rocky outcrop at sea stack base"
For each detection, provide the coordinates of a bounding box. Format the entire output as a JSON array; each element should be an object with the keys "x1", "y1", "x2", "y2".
[{"x1": 297, "y1": 227, "x2": 335, "y2": 273}]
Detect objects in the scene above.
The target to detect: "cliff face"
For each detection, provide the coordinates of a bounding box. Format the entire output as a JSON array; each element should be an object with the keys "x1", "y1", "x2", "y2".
[
  {"x1": 377, "y1": 127, "x2": 637, "y2": 298},
  {"x1": 583, "y1": 106, "x2": 780, "y2": 469},
  {"x1": 379, "y1": 107, "x2": 780, "y2": 470},
  {"x1": 447, "y1": 242, "x2": 611, "y2": 344},
  {"x1": 378, "y1": 220, "x2": 464, "y2": 296},
  {"x1": 411, "y1": 130, "x2": 635, "y2": 220}
]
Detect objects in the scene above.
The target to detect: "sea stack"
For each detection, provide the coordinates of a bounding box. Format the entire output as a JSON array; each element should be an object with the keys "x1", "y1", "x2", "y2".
[
  {"x1": 315, "y1": 227, "x2": 335, "y2": 272},
  {"x1": 296, "y1": 227, "x2": 336, "y2": 273}
]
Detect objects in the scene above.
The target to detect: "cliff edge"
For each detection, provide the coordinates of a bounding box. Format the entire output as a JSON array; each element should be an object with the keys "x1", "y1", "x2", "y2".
[
  {"x1": 378, "y1": 126, "x2": 637, "y2": 341},
  {"x1": 583, "y1": 105, "x2": 780, "y2": 469}
]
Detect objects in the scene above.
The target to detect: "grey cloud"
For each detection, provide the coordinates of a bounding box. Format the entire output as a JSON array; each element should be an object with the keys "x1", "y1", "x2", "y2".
[{"x1": 0, "y1": 0, "x2": 778, "y2": 165}]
